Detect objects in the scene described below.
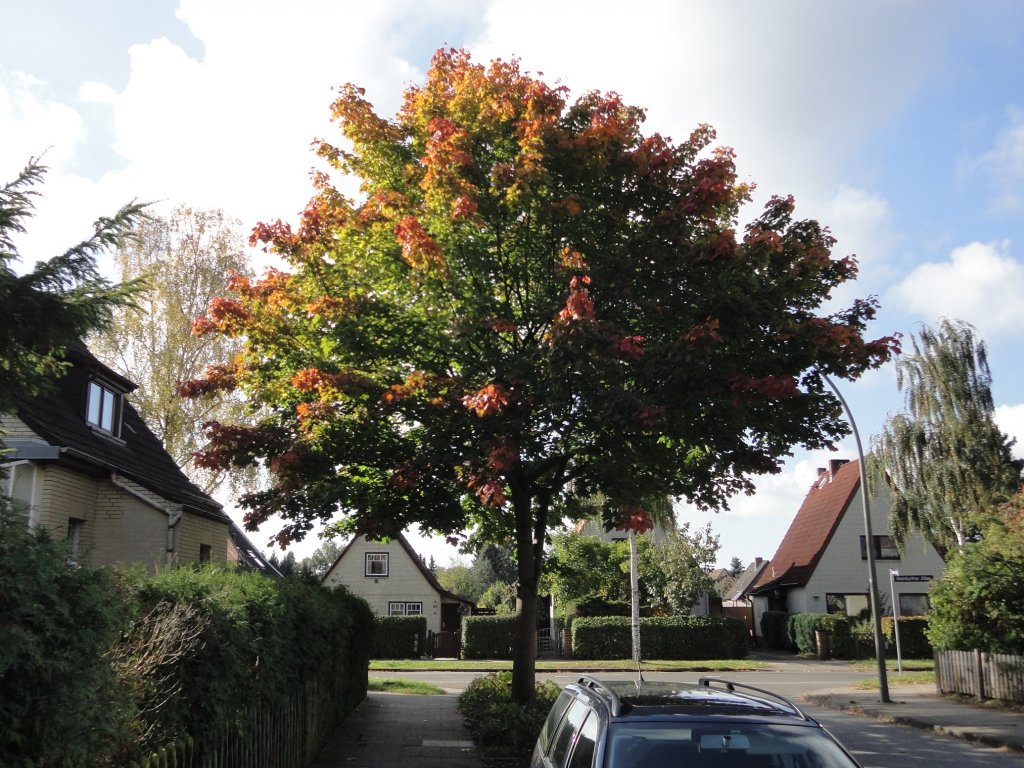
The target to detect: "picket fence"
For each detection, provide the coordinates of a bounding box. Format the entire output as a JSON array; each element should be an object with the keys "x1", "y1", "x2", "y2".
[
  {"x1": 934, "y1": 649, "x2": 1024, "y2": 703},
  {"x1": 126, "y1": 678, "x2": 352, "y2": 768}
]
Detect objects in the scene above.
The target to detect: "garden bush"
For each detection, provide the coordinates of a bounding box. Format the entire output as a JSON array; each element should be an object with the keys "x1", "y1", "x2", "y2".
[
  {"x1": 784, "y1": 613, "x2": 855, "y2": 658},
  {"x1": 462, "y1": 614, "x2": 517, "y2": 659},
  {"x1": 760, "y1": 610, "x2": 791, "y2": 650},
  {"x1": 927, "y1": 514, "x2": 1024, "y2": 653},
  {"x1": 571, "y1": 615, "x2": 748, "y2": 659},
  {"x1": 458, "y1": 671, "x2": 561, "y2": 751},
  {"x1": 0, "y1": 504, "x2": 133, "y2": 767},
  {"x1": 882, "y1": 616, "x2": 931, "y2": 658},
  {"x1": 370, "y1": 615, "x2": 427, "y2": 658}
]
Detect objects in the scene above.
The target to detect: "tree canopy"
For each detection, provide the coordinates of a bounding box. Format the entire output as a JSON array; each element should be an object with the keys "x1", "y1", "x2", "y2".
[
  {"x1": 870, "y1": 319, "x2": 1021, "y2": 554},
  {"x1": 0, "y1": 159, "x2": 147, "y2": 413},
  {"x1": 186, "y1": 49, "x2": 895, "y2": 699},
  {"x1": 89, "y1": 206, "x2": 255, "y2": 494}
]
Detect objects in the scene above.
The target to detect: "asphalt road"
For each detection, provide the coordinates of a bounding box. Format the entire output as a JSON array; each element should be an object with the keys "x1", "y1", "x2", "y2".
[{"x1": 373, "y1": 665, "x2": 1024, "y2": 767}]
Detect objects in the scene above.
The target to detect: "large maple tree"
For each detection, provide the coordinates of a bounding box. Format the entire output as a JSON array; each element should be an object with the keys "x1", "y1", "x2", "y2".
[{"x1": 187, "y1": 49, "x2": 895, "y2": 701}]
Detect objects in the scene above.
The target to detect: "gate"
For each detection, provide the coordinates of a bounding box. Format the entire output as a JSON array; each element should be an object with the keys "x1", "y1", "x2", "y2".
[{"x1": 430, "y1": 630, "x2": 461, "y2": 658}]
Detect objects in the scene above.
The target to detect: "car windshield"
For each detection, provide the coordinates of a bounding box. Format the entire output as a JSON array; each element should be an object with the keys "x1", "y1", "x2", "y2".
[{"x1": 604, "y1": 722, "x2": 859, "y2": 768}]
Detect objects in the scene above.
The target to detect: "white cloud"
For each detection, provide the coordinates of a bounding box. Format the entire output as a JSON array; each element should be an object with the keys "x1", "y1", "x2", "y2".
[
  {"x1": 996, "y1": 404, "x2": 1024, "y2": 460},
  {"x1": 0, "y1": 71, "x2": 84, "y2": 177},
  {"x1": 78, "y1": 80, "x2": 117, "y2": 104},
  {"x1": 961, "y1": 106, "x2": 1024, "y2": 213},
  {"x1": 470, "y1": 1, "x2": 944, "y2": 210},
  {"x1": 887, "y1": 240, "x2": 1024, "y2": 337}
]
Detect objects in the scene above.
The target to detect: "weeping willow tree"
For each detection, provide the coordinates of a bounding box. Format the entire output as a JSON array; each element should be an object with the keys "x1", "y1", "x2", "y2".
[{"x1": 870, "y1": 319, "x2": 1021, "y2": 556}]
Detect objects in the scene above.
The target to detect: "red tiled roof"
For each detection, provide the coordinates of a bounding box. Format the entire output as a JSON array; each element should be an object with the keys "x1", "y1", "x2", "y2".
[{"x1": 749, "y1": 459, "x2": 860, "y2": 593}]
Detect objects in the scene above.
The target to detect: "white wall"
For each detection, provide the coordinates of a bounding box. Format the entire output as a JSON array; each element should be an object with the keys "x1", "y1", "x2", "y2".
[
  {"x1": 323, "y1": 536, "x2": 445, "y2": 634},
  {"x1": 802, "y1": 482, "x2": 945, "y2": 616}
]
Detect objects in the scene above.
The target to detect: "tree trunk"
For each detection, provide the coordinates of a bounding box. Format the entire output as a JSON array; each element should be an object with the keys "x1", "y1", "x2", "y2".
[{"x1": 510, "y1": 476, "x2": 539, "y2": 704}]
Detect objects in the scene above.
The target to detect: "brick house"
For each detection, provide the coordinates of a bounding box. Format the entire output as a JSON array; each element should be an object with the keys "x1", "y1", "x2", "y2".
[{"x1": 0, "y1": 342, "x2": 231, "y2": 572}]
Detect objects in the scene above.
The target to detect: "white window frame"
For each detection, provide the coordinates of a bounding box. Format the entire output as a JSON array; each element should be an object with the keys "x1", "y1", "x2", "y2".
[
  {"x1": 365, "y1": 552, "x2": 389, "y2": 577},
  {"x1": 67, "y1": 517, "x2": 85, "y2": 564},
  {"x1": 2, "y1": 461, "x2": 39, "y2": 525},
  {"x1": 87, "y1": 379, "x2": 123, "y2": 436},
  {"x1": 388, "y1": 601, "x2": 423, "y2": 616}
]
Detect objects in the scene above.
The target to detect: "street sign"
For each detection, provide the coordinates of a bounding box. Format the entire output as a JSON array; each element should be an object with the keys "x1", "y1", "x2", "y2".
[{"x1": 893, "y1": 574, "x2": 933, "y2": 582}]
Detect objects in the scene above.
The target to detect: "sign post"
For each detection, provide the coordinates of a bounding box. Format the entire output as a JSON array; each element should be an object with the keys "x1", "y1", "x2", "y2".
[
  {"x1": 889, "y1": 569, "x2": 903, "y2": 674},
  {"x1": 888, "y1": 574, "x2": 934, "y2": 675}
]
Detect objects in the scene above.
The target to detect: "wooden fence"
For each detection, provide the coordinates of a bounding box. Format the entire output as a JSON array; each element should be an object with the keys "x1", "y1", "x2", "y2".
[
  {"x1": 128, "y1": 677, "x2": 359, "y2": 768},
  {"x1": 934, "y1": 649, "x2": 1024, "y2": 703}
]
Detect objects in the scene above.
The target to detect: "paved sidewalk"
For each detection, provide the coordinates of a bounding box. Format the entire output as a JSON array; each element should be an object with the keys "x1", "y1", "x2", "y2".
[
  {"x1": 806, "y1": 683, "x2": 1024, "y2": 754},
  {"x1": 310, "y1": 691, "x2": 482, "y2": 768}
]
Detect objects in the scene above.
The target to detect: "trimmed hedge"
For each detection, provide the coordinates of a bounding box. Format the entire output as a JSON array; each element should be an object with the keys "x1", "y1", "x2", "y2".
[
  {"x1": 462, "y1": 614, "x2": 517, "y2": 659},
  {"x1": 882, "y1": 616, "x2": 931, "y2": 658},
  {"x1": 371, "y1": 615, "x2": 427, "y2": 658},
  {"x1": 571, "y1": 615, "x2": 748, "y2": 659},
  {"x1": 126, "y1": 566, "x2": 374, "y2": 754},
  {"x1": 1, "y1": 499, "x2": 375, "y2": 768}
]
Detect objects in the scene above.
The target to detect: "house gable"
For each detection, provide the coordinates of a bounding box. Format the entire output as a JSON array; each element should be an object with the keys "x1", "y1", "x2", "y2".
[{"x1": 322, "y1": 533, "x2": 471, "y2": 634}]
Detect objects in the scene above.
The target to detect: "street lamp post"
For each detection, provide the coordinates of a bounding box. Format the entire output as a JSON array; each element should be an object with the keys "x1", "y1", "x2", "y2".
[{"x1": 820, "y1": 372, "x2": 891, "y2": 704}]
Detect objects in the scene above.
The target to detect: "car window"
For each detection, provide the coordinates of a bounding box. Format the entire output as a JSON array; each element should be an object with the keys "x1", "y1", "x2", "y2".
[
  {"x1": 566, "y1": 710, "x2": 598, "y2": 768},
  {"x1": 605, "y1": 722, "x2": 859, "y2": 768},
  {"x1": 538, "y1": 691, "x2": 575, "y2": 754},
  {"x1": 548, "y1": 699, "x2": 589, "y2": 767}
]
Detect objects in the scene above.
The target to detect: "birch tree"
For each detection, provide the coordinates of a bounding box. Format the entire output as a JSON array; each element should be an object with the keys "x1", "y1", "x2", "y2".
[
  {"x1": 89, "y1": 206, "x2": 254, "y2": 493},
  {"x1": 871, "y1": 319, "x2": 1021, "y2": 555}
]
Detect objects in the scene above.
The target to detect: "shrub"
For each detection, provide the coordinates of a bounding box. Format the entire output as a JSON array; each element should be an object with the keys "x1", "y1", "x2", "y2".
[
  {"x1": 458, "y1": 672, "x2": 561, "y2": 751},
  {"x1": 462, "y1": 614, "x2": 517, "y2": 659},
  {"x1": 760, "y1": 610, "x2": 791, "y2": 650},
  {"x1": 784, "y1": 613, "x2": 855, "y2": 658},
  {"x1": 571, "y1": 615, "x2": 748, "y2": 659},
  {"x1": 370, "y1": 615, "x2": 428, "y2": 658},
  {"x1": 882, "y1": 616, "x2": 931, "y2": 658},
  {"x1": 928, "y1": 513, "x2": 1024, "y2": 653},
  {"x1": 0, "y1": 503, "x2": 133, "y2": 767}
]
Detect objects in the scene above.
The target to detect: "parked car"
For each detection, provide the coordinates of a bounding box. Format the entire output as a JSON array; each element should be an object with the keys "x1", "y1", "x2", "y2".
[{"x1": 531, "y1": 675, "x2": 861, "y2": 767}]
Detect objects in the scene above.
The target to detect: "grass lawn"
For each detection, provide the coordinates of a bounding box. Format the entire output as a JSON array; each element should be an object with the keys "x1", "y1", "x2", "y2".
[
  {"x1": 852, "y1": 670, "x2": 936, "y2": 689},
  {"x1": 850, "y1": 658, "x2": 934, "y2": 672},
  {"x1": 367, "y1": 677, "x2": 447, "y2": 695},
  {"x1": 369, "y1": 658, "x2": 769, "y2": 672}
]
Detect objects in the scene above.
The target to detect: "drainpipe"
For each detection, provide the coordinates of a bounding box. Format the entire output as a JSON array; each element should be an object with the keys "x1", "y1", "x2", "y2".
[{"x1": 110, "y1": 472, "x2": 183, "y2": 569}]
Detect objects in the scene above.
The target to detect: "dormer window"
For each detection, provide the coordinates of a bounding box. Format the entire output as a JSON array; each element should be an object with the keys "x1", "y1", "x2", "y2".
[{"x1": 87, "y1": 379, "x2": 122, "y2": 435}]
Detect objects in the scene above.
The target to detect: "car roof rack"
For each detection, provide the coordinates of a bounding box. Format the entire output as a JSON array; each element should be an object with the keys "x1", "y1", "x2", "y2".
[
  {"x1": 697, "y1": 677, "x2": 809, "y2": 720},
  {"x1": 576, "y1": 675, "x2": 631, "y2": 716}
]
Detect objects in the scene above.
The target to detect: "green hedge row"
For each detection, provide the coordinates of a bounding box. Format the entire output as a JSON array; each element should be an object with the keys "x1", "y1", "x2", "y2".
[
  {"x1": 0, "y1": 505, "x2": 374, "y2": 767},
  {"x1": 131, "y1": 565, "x2": 374, "y2": 751},
  {"x1": 571, "y1": 615, "x2": 749, "y2": 659},
  {"x1": 371, "y1": 615, "x2": 427, "y2": 658},
  {"x1": 462, "y1": 614, "x2": 517, "y2": 659}
]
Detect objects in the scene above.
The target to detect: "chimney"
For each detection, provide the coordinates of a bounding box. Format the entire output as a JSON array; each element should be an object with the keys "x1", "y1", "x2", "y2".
[{"x1": 828, "y1": 459, "x2": 850, "y2": 477}]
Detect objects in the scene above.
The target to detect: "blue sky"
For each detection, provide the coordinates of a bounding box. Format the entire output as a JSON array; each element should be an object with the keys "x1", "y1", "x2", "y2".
[{"x1": 3, "y1": 1, "x2": 1023, "y2": 568}]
